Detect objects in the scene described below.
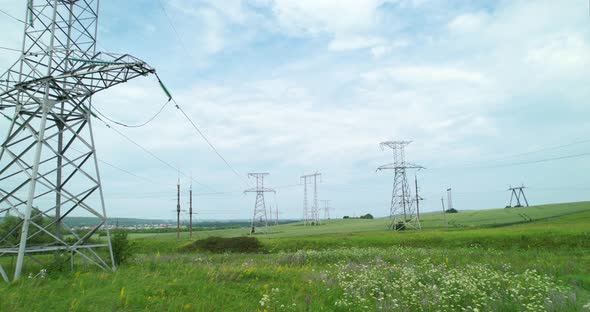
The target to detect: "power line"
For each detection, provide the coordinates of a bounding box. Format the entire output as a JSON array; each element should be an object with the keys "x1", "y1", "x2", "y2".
[
  {"x1": 428, "y1": 137, "x2": 590, "y2": 170},
  {"x1": 481, "y1": 152, "x2": 590, "y2": 169},
  {"x1": 98, "y1": 158, "x2": 163, "y2": 186},
  {"x1": 93, "y1": 99, "x2": 172, "y2": 128},
  {"x1": 428, "y1": 149, "x2": 590, "y2": 170},
  {"x1": 156, "y1": 0, "x2": 193, "y2": 58},
  {"x1": 96, "y1": 117, "x2": 216, "y2": 192},
  {"x1": 0, "y1": 8, "x2": 26, "y2": 24},
  {"x1": 173, "y1": 99, "x2": 251, "y2": 188},
  {"x1": 1, "y1": 111, "x2": 176, "y2": 192},
  {"x1": 0, "y1": 46, "x2": 21, "y2": 52},
  {"x1": 471, "y1": 138, "x2": 590, "y2": 166},
  {"x1": 154, "y1": 2, "x2": 250, "y2": 189}
]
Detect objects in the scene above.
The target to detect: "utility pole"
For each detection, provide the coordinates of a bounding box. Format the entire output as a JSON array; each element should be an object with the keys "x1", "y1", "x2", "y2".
[
  {"x1": 189, "y1": 180, "x2": 193, "y2": 239},
  {"x1": 0, "y1": 0, "x2": 156, "y2": 281},
  {"x1": 301, "y1": 173, "x2": 322, "y2": 225},
  {"x1": 244, "y1": 173, "x2": 276, "y2": 234},
  {"x1": 377, "y1": 141, "x2": 423, "y2": 231},
  {"x1": 177, "y1": 177, "x2": 181, "y2": 239},
  {"x1": 508, "y1": 185, "x2": 529, "y2": 207}
]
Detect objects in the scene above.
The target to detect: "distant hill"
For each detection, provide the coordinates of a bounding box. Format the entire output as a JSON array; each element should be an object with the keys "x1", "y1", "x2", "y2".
[{"x1": 63, "y1": 217, "x2": 298, "y2": 228}]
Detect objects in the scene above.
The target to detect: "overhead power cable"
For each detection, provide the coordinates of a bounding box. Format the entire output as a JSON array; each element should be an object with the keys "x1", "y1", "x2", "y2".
[
  {"x1": 153, "y1": 2, "x2": 251, "y2": 188},
  {"x1": 0, "y1": 8, "x2": 26, "y2": 24},
  {"x1": 156, "y1": 0, "x2": 193, "y2": 58},
  {"x1": 94, "y1": 116, "x2": 216, "y2": 192},
  {"x1": 465, "y1": 138, "x2": 590, "y2": 166},
  {"x1": 0, "y1": 46, "x2": 21, "y2": 52},
  {"x1": 483, "y1": 152, "x2": 590, "y2": 168},
  {"x1": 172, "y1": 98, "x2": 252, "y2": 188},
  {"x1": 93, "y1": 98, "x2": 172, "y2": 128}
]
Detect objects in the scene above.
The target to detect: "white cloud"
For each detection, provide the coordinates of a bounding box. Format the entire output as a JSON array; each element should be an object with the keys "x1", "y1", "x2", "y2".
[
  {"x1": 270, "y1": 0, "x2": 385, "y2": 36},
  {"x1": 448, "y1": 12, "x2": 489, "y2": 33},
  {"x1": 361, "y1": 65, "x2": 488, "y2": 85},
  {"x1": 328, "y1": 36, "x2": 385, "y2": 51},
  {"x1": 526, "y1": 33, "x2": 590, "y2": 71}
]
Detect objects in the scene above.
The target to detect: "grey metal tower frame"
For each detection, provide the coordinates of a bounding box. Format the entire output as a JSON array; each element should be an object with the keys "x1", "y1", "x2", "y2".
[
  {"x1": 301, "y1": 172, "x2": 321, "y2": 226},
  {"x1": 244, "y1": 173, "x2": 275, "y2": 234},
  {"x1": 508, "y1": 185, "x2": 529, "y2": 207},
  {"x1": 0, "y1": 0, "x2": 156, "y2": 281},
  {"x1": 321, "y1": 199, "x2": 332, "y2": 222},
  {"x1": 377, "y1": 141, "x2": 423, "y2": 231},
  {"x1": 447, "y1": 188, "x2": 453, "y2": 211}
]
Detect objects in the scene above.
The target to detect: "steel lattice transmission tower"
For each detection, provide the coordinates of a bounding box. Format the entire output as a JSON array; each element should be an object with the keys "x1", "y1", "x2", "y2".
[
  {"x1": 0, "y1": 0, "x2": 156, "y2": 281},
  {"x1": 377, "y1": 141, "x2": 423, "y2": 231},
  {"x1": 508, "y1": 185, "x2": 529, "y2": 207},
  {"x1": 321, "y1": 199, "x2": 332, "y2": 222},
  {"x1": 301, "y1": 173, "x2": 321, "y2": 226},
  {"x1": 244, "y1": 173, "x2": 275, "y2": 234}
]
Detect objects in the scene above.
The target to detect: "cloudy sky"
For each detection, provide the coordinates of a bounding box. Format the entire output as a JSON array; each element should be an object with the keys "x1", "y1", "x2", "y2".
[{"x1": 1, "y1": 0, "x2": 589, "y2": 220}]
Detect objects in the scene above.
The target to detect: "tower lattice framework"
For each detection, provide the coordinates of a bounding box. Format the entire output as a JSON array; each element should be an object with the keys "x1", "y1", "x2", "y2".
[
  {"x1": 301, "y1": 172, "x2": 321, "y2": 226},
  {"x1": 244, "y1": 173, "x2": 275, "y2": 234},
  {"x1": 377, "y1": 141, "x2": 423, "y2": 231},
  {"x1": 0, "y1": 0, "x2": 156, "y2": 281},
  {"x1": 508, "y1": 185, "x2": 529, "y2": 207}
]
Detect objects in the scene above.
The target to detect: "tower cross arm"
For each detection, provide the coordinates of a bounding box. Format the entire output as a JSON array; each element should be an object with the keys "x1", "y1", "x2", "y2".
[
  {"x1": 244, "y1": 187, "x2": 276, "y2": 193},
  {"x1": 376, "y1": 162, "x2": 395, "y2": 171},
  {"x1": 0, "y1": 52, "x2": 155, "y2": 108},
  {"x1": 376, "y1": 163, "x2": 424, "y2": 171}
]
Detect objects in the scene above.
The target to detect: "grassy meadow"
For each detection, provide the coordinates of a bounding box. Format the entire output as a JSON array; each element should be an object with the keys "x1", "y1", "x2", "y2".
[{"x1": 1, "y1": 202, "x2": 589, "y2": 311}]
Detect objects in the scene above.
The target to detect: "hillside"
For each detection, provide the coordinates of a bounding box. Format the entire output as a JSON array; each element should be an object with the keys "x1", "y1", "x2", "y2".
[{"x1": 1, "y1": 201, "x2": 589, "y2": 311}]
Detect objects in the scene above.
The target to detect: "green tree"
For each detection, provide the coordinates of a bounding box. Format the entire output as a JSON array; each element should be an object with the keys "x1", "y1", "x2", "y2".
[
  {"x1": 111, "y1": 230, "x2": 133, "y2": 265},
  {"x1": 0, "y1": 209, "x2": 54, "y2": 246}
]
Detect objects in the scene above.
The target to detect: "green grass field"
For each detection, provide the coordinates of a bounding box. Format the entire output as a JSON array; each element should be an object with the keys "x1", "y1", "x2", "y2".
[{"x1": 1, "y1": 202, "x2": 590, "y2": 311}]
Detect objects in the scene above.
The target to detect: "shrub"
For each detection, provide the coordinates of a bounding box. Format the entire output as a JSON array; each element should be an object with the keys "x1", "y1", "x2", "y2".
[
  {"x1": 393, "y1": 222, "x2": 406, "y2": 231},
  {"x1": 360, "y1": 213, "x2": 374, "y2": 219},
  {"x1": 446, "y1": 208, "x2": 459, "y2": 213},
  {"x1": 182, "y1": 236, "x2": 264, "y2": 253},
  {"x1": 111, "y1": 230, "x2": 133, "y2": 265},
  {"x1": 0, "y1": 209, "x2": 54, "y2": 246}
]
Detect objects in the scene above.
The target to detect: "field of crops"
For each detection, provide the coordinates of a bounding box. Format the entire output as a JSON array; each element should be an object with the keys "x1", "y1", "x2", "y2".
[{"x1": 1, "y1": 202, "x2": 590, "y2": 311}]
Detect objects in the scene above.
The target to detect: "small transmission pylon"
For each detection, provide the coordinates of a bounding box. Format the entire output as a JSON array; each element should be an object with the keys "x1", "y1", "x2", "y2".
[
  {"x1": 244, "y1": 173, "x2": 275, "y2": 234},
  {"x1": 377, "y1": 141, "x2": 423, "y2": 231},
  {"x1": 508, "y1": 185, "x2": 529, "y2": 207},
  {"x1": 447, "y1": 188, "x2": 454, "y2": 211},
  {"x1": 321, "y1": 200, "x2": 332, "y2": 223},
  {"x1": 301, "y1": 173, "x2": 321, "y2": 225},
  {"x1": 0, "y1": 1, "x2": 156, "y2": 281}
]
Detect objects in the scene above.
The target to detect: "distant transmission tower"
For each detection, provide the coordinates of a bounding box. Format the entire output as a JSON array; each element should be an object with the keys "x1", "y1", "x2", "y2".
[
  {"x1": 244, "y1": 173, "x2": 275, "y2": 234},
  {"x1": 0, "y1": 1, "x2": 155, "y2": 281},
  {"x1": 301, "y1": 173, "x2": 321, "y2": 225},
  {"x1": 440, "y1": 196, "x2": 448, "y2": 227},
  {"x1": 508, "y1": 185, "x2": 529, "y2": 207},
  {"x1": 414, "y1": 175, "x2": 423, "y2": 221},
  {"x1": 274, "y1": 203, "x2": 279, "y2": 226},
  {"x1": 447, "y1": 188, "x2": 454, "y2": 211},
  {"x1": 321, "y1": 200, "x2": 332, "y2": 222},
  {"x1": 377, "y1": 141, "x2": 423, "y2": 230},
  {"x1": 188, "y1": 180, "x2": 195, "y2": 239}
]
